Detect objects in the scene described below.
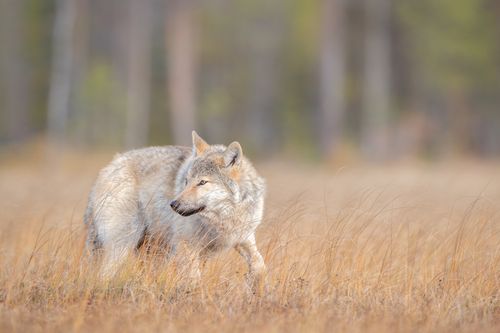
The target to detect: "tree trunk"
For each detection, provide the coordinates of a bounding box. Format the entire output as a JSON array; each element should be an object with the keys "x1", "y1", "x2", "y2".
[
  {"x1": 362, "y1": 0, "x2": 391, "y2": 160},
  {"x1": 0, "y1": 0, "x2": 31, "y2": 142},
  {"x1": 125, "y1": 0, "x2": 152, "y2": 148},
  {"x1": 166, "y1": 0, "x2": 198, "y2": 145},
  {"x1": 47, "y1": 0, "x2": 77, "y2": 143},
  {"x1": 72, "y1": 0, "x2": 89, "y2": 145},
  {"x1": 245, "y1": 8, "x2": 283, "y2": 155},
  {"x1": 318, "y1": 0, "x2": 346, "y2": 159}
]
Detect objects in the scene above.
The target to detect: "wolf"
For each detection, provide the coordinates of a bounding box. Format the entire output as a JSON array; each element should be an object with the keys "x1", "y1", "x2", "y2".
[{"x1": 84, "y1": 131, "x2": 266, "y2": 288}]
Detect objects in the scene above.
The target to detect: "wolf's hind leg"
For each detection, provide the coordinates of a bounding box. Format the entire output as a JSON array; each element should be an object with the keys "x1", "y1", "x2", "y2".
[{"x1": 98, "y1": 216, "x2": 145, "y2": 280}]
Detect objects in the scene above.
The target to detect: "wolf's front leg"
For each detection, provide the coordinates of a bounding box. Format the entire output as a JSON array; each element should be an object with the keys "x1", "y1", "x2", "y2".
[
  {"x1": 235, "y1": 235, "x2": 266, "y2": 294},
  {"x1": 175, "y1": 242, "x2": 202, "y2": 290},
  {"x1": 100, "y1": 245, "x2": 132, "y2": 280}
]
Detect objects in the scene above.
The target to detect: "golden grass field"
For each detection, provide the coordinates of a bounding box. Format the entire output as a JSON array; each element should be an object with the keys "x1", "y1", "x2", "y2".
[{"x1": 0, "y1": 146, "x2": 499, "y2": 332}]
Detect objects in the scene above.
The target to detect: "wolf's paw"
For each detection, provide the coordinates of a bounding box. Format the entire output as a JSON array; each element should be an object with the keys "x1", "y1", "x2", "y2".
[{"x1": 244, "y1": 271, "x2": 267, "y2": 296}]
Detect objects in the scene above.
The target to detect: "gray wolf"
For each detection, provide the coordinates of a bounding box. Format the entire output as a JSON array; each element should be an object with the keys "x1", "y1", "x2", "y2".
[{"x1": 84, "y1": 131, "x2": 266, "y2": 289}]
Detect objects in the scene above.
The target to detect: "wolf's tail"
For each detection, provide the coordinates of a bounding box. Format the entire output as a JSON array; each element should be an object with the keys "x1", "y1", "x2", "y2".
[
  {"x1": 83, "y1": 201, "x2": 93, "y2": 226},
  {"x1": 83, "y1": 199, "x2": 102, "y2": 252}
]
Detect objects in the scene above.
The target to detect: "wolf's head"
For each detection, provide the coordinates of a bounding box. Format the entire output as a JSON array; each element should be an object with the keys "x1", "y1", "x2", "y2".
[{"x1": 170, "y1": 131, "x2": 244, "y2": 217}]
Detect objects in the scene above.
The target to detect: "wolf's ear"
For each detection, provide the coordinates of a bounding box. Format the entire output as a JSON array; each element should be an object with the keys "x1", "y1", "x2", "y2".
[
  {"x1": 224, "y1": 141, "x2": 242, "y2": 168},
  {"x1": 192, "y1": 130, "x2": 209, "y2": 155}
]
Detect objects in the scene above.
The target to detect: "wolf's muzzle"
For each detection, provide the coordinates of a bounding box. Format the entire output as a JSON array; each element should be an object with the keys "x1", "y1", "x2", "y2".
[
  {"x1": 170, "y1": 200, "x2": 180, "y2": 211},
  {"x1": 170, "y1": 200, "x2": 206, "y2": 217}
]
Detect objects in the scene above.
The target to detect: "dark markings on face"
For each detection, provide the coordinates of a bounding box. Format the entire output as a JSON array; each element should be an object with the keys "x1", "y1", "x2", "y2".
[{"x1": 172, "y1": 204, "x2": 206, "y2": 217}]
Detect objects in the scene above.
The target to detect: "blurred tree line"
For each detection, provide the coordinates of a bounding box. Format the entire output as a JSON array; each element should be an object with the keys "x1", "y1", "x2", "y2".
[{"x1": 0, "y1": 0, "x2": 499, "y2": 160}]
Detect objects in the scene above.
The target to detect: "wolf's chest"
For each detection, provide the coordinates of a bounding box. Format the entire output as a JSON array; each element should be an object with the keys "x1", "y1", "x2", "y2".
[{"x1": 192, "y1": 219, "x2": 241, "y2": 252}]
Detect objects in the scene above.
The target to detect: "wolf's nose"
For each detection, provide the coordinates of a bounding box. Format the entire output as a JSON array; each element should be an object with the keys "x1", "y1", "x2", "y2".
[{"x1": 170, "y1": 200, "x2": 180, "y2": 210}]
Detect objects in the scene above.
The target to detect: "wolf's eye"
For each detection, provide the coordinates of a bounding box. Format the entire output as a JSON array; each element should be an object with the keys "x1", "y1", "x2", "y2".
[
  {"x1": 197, "y1": 180, "x2": 207, "y2": 186},
  {"x1": 184, "y1": 178, "x2": 188, "y2": 185}
]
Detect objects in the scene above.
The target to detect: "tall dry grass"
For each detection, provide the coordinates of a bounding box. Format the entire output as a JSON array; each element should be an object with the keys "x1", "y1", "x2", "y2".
[{"x1": 0, "y1": 149, "x2": 499, "y2": 332}]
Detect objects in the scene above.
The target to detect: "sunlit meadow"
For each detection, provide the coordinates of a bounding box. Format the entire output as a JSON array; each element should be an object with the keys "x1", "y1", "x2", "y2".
[{"x1": 0, "y1": 146, "x2": 499, "y2": 332}]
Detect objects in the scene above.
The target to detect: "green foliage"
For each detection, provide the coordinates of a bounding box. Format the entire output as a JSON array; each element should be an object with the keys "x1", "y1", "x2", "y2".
[
  {"x1": 284, "y1": 0, "x2": 320, "y2": 70},
  {"x1": 2, "y1": 0, "x2": 500, "y2": 157},
  {"x1": 199, "y1": 0, "x2": 254, "y2": 135},
  {"x1": 398, "y1": 0, "x2": 498, "y2": 91},
  {"x1": 280, "y1": 0, "x2": 320, "y2": 158},
  {"x1": 73, "y1": 62, "x2": 126, "y2": 146},
  {"x1": 25, "y1": 0, "x2": 54, "y2": 129}
]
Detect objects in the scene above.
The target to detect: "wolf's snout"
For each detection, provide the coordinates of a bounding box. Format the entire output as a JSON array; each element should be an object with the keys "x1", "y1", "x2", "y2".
[
  {"x1": 170, "y1": 199, "x2": 206, "y2": 217},
  {"x1": 170, "y1": 200, "x2": 180, "y2": 211}
]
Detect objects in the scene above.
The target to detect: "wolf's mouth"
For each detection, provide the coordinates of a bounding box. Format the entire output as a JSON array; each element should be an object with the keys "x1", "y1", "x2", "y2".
[{"x1": 173, "y1": 205, "x2": 206, "y2": 217}]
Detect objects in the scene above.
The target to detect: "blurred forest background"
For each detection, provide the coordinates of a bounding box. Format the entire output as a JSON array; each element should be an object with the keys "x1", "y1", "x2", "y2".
[{"x1": 1, "y1": 0, "x2": 499, "y2": 161}]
